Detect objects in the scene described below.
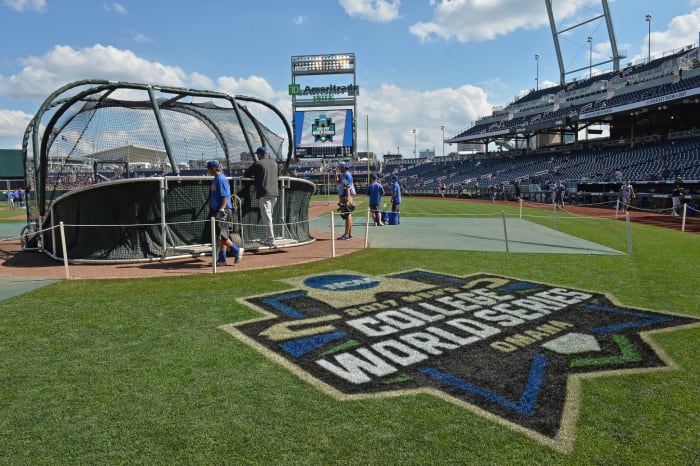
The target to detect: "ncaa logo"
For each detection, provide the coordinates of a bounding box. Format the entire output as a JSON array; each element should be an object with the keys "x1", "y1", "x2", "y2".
[{"x1": 303, "y1": 274, "x2": 380, "y2": 292}]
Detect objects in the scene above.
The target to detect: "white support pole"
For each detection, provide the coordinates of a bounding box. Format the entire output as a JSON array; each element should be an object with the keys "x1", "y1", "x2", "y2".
[
  {"x1": 519, "y1": 198, "x2": 523, "y2": 219},
  {"x1": 59, "y1": 222, "x2": 70, "y2": 279},
  {"x1": 615, "y1": 199, "x2": 620, "y2": 220},
  {"x1": 211, "y1": 216, "x2": 217, "y2": 273},
  {"x1": 681, "y1": 203, "x2": 687, "y2": 232},
  {"x1": 625, "y1": 211, "x2": 633, "y2": 255},
  {"x1": 330, "y1": 211, "x2": 336, "y2": 258},
  {"x1": 553, "y1": 204, "x2": 558, "y2": 230},
  {"x1": 502, "y1": 211, "x2": 510, "y2": 253},
  {"x1": 364, "y1": 207, "x2": 370, "y2": 249}
]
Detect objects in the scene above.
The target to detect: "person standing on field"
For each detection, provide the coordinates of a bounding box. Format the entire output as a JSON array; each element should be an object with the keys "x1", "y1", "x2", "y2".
[
  {"x1": 390, "y1": 175, "x2": 401, "y2": 222},
  {"x1": 244, "y1": 146, "x2": 279, "y2": 247},
  {"x1": 620, "y1": 180, "x2": 635, "y2": 213},
  {"x1": 207, "y1": 160, "x2": 241, "y2": 265},
  {"x1": 335, "y1": 162, "x2": 354, "y2": 240},
  {"x1": 367, "y1": 173, "x2": 384, "y2": 226}
]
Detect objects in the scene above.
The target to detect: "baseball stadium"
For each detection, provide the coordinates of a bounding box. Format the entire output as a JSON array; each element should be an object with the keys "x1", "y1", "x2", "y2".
[{"x1": 0, "y1": 3, "x2": 699, "y2": 465}]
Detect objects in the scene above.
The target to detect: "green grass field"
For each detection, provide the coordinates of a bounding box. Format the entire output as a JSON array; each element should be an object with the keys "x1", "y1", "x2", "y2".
[{"x1": 0, "y1": 197, "x2": 698, "y2": 465}]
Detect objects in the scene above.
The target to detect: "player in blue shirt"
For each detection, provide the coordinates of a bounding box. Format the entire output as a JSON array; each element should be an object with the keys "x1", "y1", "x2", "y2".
[
  {"x1": 367, "y1": 173, "x2": 385, "y2": 226},
  {"x1": 391, "y1": 175, "x2": 401, "y2": 223},
  {"x1": 207, "y1": 160, "x2": 241, "y2": 265}
]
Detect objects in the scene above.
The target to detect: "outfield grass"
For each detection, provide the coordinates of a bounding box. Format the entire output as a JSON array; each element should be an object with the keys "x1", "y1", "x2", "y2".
[{"x1": 0, "y1": 197, "x2": 698, "y2": 464}]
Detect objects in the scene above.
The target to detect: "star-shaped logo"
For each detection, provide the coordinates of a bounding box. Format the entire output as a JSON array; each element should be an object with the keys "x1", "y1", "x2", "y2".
[{"x1": 220, "y1": 271, "x2": 698, "y2": 452}]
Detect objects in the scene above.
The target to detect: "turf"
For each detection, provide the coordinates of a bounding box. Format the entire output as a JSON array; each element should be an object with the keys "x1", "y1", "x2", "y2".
[{"x1": 0, "y1": 197, "x2": 697, "y2": 465}]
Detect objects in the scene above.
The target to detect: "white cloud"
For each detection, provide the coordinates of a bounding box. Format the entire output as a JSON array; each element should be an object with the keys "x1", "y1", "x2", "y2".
[
  {"x1": 0, "y1": 44, "x2": 190, "y2": 100},
  {"x1": 409, "y1": 0, "x2": 599, "y2": 43},
  {"x1": 338, "y1": 0, "x2": 401, "y2": 23},
  {"x1": 0, "y1": 109, "x2": 32, "y2": 139},
  {"x1": 293, "y1": 15, "x2": 306, "y2": 25},
  {"x1": 112, "y1": 3, "x2": 127, "y2": 14},
  {"x1": 635, "y1": 7, "x2": 700, "y2": 62},
  {"x1": 357, "y1": 83, "x2": 492, "y2": 155},
  {"x1": 0, "y1": 43, "x2": 496, "y2": 158},
  {"x1": 133, "y1": 33, "x2": 152, "y2": 43},
  {"x1": 3, "y1": 0, "x2": 45, "y2": 12}
]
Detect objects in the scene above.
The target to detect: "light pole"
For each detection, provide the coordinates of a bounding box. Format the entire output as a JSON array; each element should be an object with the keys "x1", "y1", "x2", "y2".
[
  {"x1": 397, "y1": 146, "x2": 399, "y2": 156},
  {"x1": 646, "y1": 14, "x2": 652, "y2": 63},
  {"x1": 412, "y1": 129, "x2": 416, "y2": 158},
  {"x1": 535, "y1": 54, "x2": 540, "y2": 90},
  {"x1": 587, "y1": 36, "x2": 593, "y2": 78},
  {"x1": 440, "y1": 125, "x2": 445, "y2": 157}
]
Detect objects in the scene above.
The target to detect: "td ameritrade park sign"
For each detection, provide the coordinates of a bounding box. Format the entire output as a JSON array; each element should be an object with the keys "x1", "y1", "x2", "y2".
[
  {"x1": 289, "y1": 83, "x2": 359, "y2": 103},
  {"x1": 220, "y1": 270, "x2": 698, "y2": 453}
]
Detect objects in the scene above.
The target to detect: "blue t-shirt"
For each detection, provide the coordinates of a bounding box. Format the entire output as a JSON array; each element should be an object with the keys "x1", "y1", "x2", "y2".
[
  {"x1": 391, "y1": 182, "x2": 401, "y2": 204},
  {"x1": 337, "y1": 171, "x2": 354, "y2": 197},
  {"x1": 367, "y1": 181, "x2": 384, "y2": 205},
  {"x1": 210, "y1": 173, "x2": 232, "y2": 210}
]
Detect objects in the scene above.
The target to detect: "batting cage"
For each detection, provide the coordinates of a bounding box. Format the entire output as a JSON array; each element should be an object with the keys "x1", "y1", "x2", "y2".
[{"x1": 20, "y1": 79, "x2": 316, "y2": 263}]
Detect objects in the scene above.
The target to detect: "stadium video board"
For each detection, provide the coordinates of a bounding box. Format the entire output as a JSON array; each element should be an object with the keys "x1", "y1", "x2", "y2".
[{"x1": 294, "y1": 109, "x2": 353, "y2": 158}]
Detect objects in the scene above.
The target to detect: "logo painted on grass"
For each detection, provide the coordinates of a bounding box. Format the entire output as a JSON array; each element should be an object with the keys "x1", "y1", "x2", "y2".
[{"x1": 221, "y1": 271, "x2": 699, "y2": 452}]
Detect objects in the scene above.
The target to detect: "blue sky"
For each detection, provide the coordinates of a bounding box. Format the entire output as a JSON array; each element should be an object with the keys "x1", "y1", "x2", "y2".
[{"x1": 1, "y1": 0, "x2": 699, "y2": 159}]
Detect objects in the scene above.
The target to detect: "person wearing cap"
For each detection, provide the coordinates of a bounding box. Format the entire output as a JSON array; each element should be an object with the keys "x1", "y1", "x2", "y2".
[
  {"x1": 207, "y1": 160, "x2": 241, "y2": 265},
  {"x1": 671, "y1": 176, "x2": 684, "y2": 216},
  {"x1": 390, "y1": 175, "x2": 401, "y2": 222},
  {"x1": 244, "y1": 146, "x2": 279, "y2": 247},
  {"x1": 367, "y1": 173, "x2": 385, "y2": 226},
  {"x1": 335, "y1": 162, "x2": 355, "y2": 240}
]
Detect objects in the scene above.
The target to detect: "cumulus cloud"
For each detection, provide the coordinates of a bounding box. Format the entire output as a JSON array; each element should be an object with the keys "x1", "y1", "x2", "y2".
[
  {"x1": 357, "y1": 83, "x2": 492, "y2": 155},
  {"x1": 635, "y1": 7, "x2": 700, "y2": 62},
  {"x1": 0, "y1": 109, "x2": 32, "y2": 139},
  {"x1": 338, "y1": 0, "x2": 400, "y2": 23},
  {"x1": 293, "y1": 15, "x2": 306, "y2": 25},
  {"x1": 0, "y1": 42, "x2": 496, "y2": 157},
  {"x1": 3, "y1": 0, "x2": 45, "y2": 12},
  {"x1": 410, "y1": 0, "x2": 599, "y2": 43},
  {"x1": 0, "y1": 44, "x2": 190, "y2": 99}
]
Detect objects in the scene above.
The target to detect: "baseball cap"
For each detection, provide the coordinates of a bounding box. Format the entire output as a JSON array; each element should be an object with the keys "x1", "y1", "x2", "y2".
[
  {"x1": 370, "y1": 173, "x2": 378, "y2": 180},
  {"x1": 256, "y1": 146, "x2": 267, "y2": 154},
  {"x1": 391, "y1": 175, "x2": 398, "y2": 180},
  {"x1": 338, "y1": 162, "x2": 349, "y2": 169},
  {"x1": 206, "y1": 160, "x2": 220, "y2": 169}
]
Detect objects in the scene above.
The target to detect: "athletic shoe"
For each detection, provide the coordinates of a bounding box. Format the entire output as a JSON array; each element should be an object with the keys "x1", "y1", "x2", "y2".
[
  {"x1": 337, "y1": 235, "x2": 348, "y2": 240},
  {"x1": 234, "y1": 251, "x2": 241, "y2": 264},
  {"x1": 216, "y1": 258, "x2": 227, "y2": 266}
]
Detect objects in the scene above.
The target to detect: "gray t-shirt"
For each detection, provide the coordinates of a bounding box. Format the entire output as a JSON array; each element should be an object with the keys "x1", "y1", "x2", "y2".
[{"x1": 245, "y1": 157, "x2": 279, "y2": 197}]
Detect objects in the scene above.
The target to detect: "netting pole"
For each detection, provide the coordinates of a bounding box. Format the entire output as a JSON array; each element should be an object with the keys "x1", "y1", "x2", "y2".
[
  {"x1": 502, "y1": 211, "x2": 510, "y2": 253},
  {"x1": 553, "y1": 204, "x2": 558, "y2": 230},
  {"x1": 519, "y1": 198, "x2": 523, "y2": 219},
  {"x1": 625, "y1": 211, "x2": 633, "y2": 255},
  {"x1": 211, "y1": 216, "x2": 217, "y2": 273},
  {"x1": 682, "y1": 203, "x2": 687, "y2": 232},
  {"x1": 364, "y1": 207, "x2": 370, "y2": 249},
  {"x1": 160, "y1": 178, "x2": 168, "y2": 260},
  {"x1": 59, "y1": 221, "x2": 70, "y2": 279},
  {"x1": 331, "y1": 212, "x2": 336, "y2": 258},
  {"x1": 615, "y1": 199, "x2": 620, "y2": 220}
]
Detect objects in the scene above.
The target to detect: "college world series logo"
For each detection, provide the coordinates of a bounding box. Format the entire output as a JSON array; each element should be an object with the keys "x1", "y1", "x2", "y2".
[{"x1": 220, "y1": 270, "x2": 698, "y2": 452}]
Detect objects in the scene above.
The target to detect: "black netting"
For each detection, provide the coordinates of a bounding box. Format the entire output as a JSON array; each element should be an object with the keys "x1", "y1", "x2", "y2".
[{"x1": 41, "y1": 176, "x2": 315, "y2": 262}]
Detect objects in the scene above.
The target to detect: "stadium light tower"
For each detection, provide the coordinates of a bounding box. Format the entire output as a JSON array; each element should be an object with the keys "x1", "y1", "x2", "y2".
[
  {"x1": 646, "y1": 14, "x2": 652, "y2": 63},
  {"x1": 441, "y1": 125, "x2": 445, "y2": 157},
  {"x1": 535, "y1": 54, "x2": 540, "y2": 90},
  {"x1": 587, "y1": 36, "x2": 593, "y2": 78},
  {"x1": 412, "y1": 128, "x2": 416, "y2": 158}
]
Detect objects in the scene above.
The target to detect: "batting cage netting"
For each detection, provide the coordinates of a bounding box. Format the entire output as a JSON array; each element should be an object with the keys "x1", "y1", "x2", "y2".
[{"x1": 20, "y1": 79, "x2": 316, "y2": 263}]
